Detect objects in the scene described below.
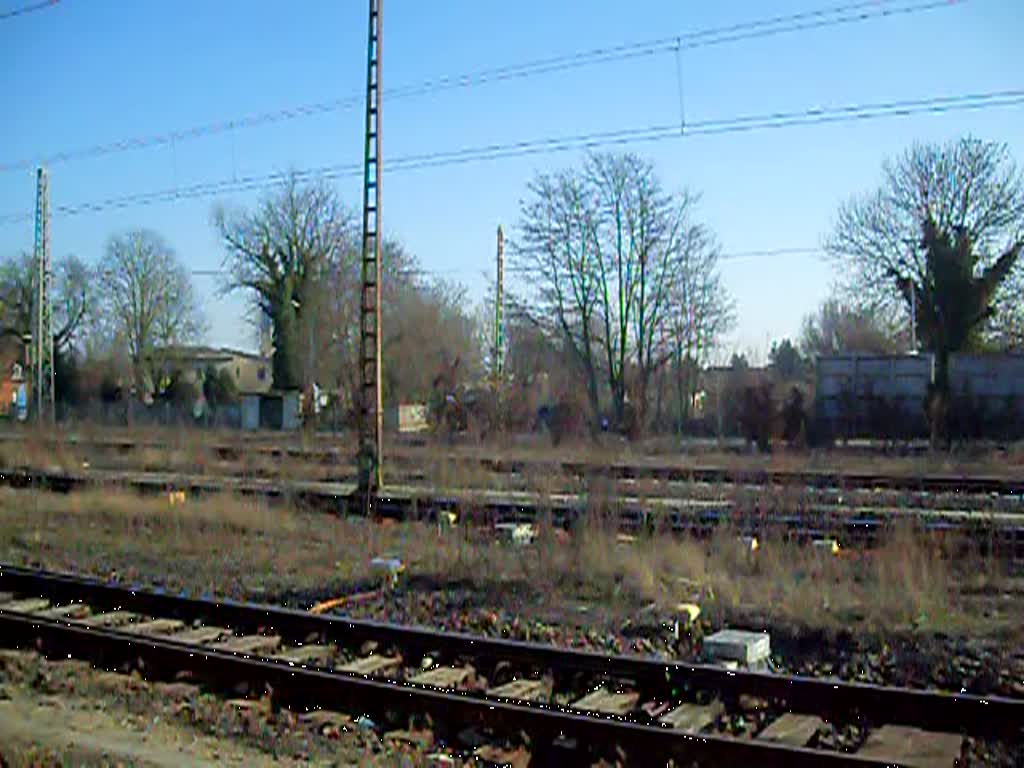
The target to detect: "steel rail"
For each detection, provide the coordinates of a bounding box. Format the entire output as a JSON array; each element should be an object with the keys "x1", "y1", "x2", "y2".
[
  {"x1": 0, "y1": 610, "x2": 896, "y2": 767},
  {"x1": 0, "y1": 432, "x2": 1020, "y2": 495},
  {"x1": 2, "y1": 467, "x2": 1022, "y2": 556},
  {"x1": 3, "y1": 465, "x2": 1023, "y2": 523},
  {"x1": 1, "y1": 564, "x2": 1021, "y2": 741}
]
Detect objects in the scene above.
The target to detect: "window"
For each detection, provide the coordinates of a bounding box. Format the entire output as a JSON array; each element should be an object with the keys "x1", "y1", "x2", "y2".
[{"x1": 257, "y1": 367, "x2": 266, "y2": 381}]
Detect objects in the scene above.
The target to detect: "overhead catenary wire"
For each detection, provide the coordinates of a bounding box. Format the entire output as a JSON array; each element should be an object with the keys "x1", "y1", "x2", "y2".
[
  {"x1": 0, "y1": 0, "x2": 59, "y2": 22},
  {"x1": 0, "y1": 0, "x2": 966, "y2": 173},
  {"x1": 132, "y1": 266, "x2": 463, "y2": 278},
  {"x1": 1, "y1": 88, "x2": 1019, "y2": 226},
  {"x1": 185, "y1": 247, "x2": 824, "y2": 281}
]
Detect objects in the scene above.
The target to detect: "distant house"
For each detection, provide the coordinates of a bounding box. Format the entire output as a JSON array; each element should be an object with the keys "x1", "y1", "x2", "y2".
[
  {"x1": 151, "y1": 346, "x2": 272, "y2": 395},
  {"x1": 0, "y1": 335, "x2": 27, "y2": 418}
]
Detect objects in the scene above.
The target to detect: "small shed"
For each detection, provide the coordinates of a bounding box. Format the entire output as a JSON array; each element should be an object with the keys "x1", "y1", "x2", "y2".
[
  {"x1": 240, "y1": 393, "x2": 261, "y2": 431},
  {"x1": 239, "y1": 390, "x2": 302, "y2": 431},
  {"x1": 398, "y1": 403, "x2": 429, "y2": 433},
  {"x1": 280, "y1": 390, "x2": 300, "y2": 430}
]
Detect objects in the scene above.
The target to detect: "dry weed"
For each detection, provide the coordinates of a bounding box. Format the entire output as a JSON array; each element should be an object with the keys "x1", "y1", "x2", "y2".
[{"x1": 0, "y1": 484, "x2": 1013, "y2": 637}]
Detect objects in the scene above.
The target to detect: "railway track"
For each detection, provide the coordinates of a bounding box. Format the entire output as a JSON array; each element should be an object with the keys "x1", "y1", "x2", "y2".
[
  {"x1": 7, "y1": 453, "x2": 1024, "y2": 515},
  {"x1": 1, "y1": 564, "x2": 1020, "y2": 766},
  {"x1": 3, "y1": 431, "x2": 1021, "y2": 496},
  {"x1": 3, "y1": 465, "x2": 1023, "y2": 560}
]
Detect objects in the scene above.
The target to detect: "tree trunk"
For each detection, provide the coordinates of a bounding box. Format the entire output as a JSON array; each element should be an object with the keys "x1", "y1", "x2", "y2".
[
  {"x1": 674, "y1": 340, "x2": 685, "y2": 434},
  {"x1": 930, "y1": 347, "x2": 951, "y2": 450},
  {"x1": 271, "y1": 286, "x2": 302, "y2": 391},
  {"x1": 585, "y1": 362, "x2": 601, "y2": 437},
  {"x1": 686, "y1": 364, "x2": 699, "y2": 424},
  {"x1": 654, "y1": 369, "x2": 665, "y2": 431},
  {"x1": 636, "y1": 365, "x2": 650, "y2": 436}
]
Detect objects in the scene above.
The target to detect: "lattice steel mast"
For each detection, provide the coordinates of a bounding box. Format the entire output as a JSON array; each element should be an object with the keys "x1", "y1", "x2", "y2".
[
  {"x1": 32, "y1": 167, "x2": 54, "y2": 422},
  {"x1": 357, "y1": 0, "x2": 383, "y2": 513}
]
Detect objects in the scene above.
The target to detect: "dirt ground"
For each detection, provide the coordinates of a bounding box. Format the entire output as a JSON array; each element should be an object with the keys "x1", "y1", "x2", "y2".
[{"x1": 0, "y1": 649, "x2": 433, "y2": 767}]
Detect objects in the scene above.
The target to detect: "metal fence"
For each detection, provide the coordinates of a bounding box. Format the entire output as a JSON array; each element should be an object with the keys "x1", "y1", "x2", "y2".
[{"x1": 815, "y1": 353, "x2": 1024, "y2": 440}]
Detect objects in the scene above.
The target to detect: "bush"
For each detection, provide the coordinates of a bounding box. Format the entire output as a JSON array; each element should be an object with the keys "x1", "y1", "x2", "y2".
[
  {"x1": 536, "y1": 400, "x2": 587, "y2": 446},
  {"x1": 203, "y1": 365, "x2": 237, "y2": 409},
  {"x1": 159, "y1": 371, "x2": 199, "y2": 410},
  {"x1": 739, "y1": 382, "x2": 775, "y2": 452},
  {"x1": 99, "y1": 375, "x2": 122, "y2": 403},
  {"x1": 781, "y1": 386, "x2": 807, "y2": 447},
  {"x1": 54, "y1": 350, "x2": 83, "y2": 407}
]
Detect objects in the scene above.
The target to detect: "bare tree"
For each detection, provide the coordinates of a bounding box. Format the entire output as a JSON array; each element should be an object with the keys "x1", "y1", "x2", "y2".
[
  {"x1": 0, "y1": 252, "x2": 92, "y2": 352},
  {"x1": 515, "y1": 152, "x2": 720, "y2": 433},
  {"x1": 99, "y1": 230, "x2": 203, "y2": 392},
  {"x1": 994, "y1": 268, "x2": 1024, "y2": 350},
  {"x1": 311, "y1": 235, "x2": 480, "y2": 416},
  {"x1": 799, "y1": 297, "x2": 899, "y2": 361},
  {"x1": 768, "y1": 338, "x2": 804, "y2": 380},
  {"x1": 667, "y1": 235, "x2": 735, "y2": 428},
  {"x1": 214, "y1": 174, "x2": 356, "y2": 391},
  {"x1": 0, "y1": 253, "x2": 39, "y2": 347},
  {"x1": 386, "y1": 274, "x2": 481, "y2": 404},
  {"x1": 588, "y1": 153, "x2": 701, "y2": 428},
  {"x1": 515, "y1": 167, "x2": 604, "y2": 423},
  {"x1": 827, "y1": 137, "x2": 1024, "y2": 343},
  {"x1": 503, "y1": 306, "x2": 559, "y2": 388}
]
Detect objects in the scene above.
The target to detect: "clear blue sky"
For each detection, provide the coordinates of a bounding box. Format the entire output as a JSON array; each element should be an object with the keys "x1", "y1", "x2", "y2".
[{"x1": 1, "y1": 0, "x2": 1020, "y2": 362}]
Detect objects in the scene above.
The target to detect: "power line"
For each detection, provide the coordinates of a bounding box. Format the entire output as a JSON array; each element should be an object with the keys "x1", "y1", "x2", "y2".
[
  {"x1": 0, "y1": 0, "x2": 964, "y2": 173},
  {"x1": 1, "y1": 88, "x2": 1018, "y2": 226},
  {"x1": 719, "y1": 247, "x2": 824, "y2": 261},
  {"x1": 506, "y1": 247, "x2": 826, "y2": 274},
  {"x1": 0, "y1": 0, "x2": 59, "y2": 22},
  {"x1": 152, "y1": 267, "x2": 461, "y2": 279},
  {"x1": 187, "y1": 250, "x2": 822, "y2": 281}
]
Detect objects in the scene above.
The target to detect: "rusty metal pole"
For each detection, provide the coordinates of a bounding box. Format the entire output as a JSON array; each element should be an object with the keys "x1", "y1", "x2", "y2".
[{"x1": 357, "y1": 0, "x2": 383, "y2": 514}]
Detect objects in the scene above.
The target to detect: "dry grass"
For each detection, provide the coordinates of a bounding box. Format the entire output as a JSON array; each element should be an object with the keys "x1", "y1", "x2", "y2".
[
  {"x1": 0, "y1": 430, "x2": 351, "y2": 483},
  {"x1": 422, "y1": 454, "x2": 508, "y2": 493},
  {"x1": 3, "y1": 426, "x2": 1022, "y2": 491},
  {"x1": 0, "y1": 487, "x2": 1015, "y2": 639},
  {"x1": 459, "y1": 441, "x2": 1024, "y2": 479},
  {"x1": 0, "y1": 434, "x2": 80, "y2": 474}
]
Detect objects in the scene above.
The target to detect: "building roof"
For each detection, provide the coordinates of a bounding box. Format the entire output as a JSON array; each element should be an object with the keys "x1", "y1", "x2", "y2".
[{"x1": 152, "y1": 345, "x2": 268, "y2": 363}]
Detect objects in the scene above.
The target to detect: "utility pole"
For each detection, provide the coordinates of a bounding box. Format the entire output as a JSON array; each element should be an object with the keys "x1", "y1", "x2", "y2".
[
  {"x1": 910, "y1": 282, "x2": 917, "y2": 353},
  {"x1": 32, "y1": 167, "x2": 54, "y2": 423},
  {"x1": 494, "y1": 224, "x2": 504, "y2": 427},
  {"x1": 357, "y1": 0, "x2": 383, "y2": 515},
  {"x1": 903, "y1": 238, "x2": 918, "y2": 355}
]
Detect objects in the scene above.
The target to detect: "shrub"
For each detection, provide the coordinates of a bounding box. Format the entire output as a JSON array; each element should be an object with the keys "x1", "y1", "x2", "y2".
[{"x1": 739, "y1": 382, "x2": 775, "y2": 452}]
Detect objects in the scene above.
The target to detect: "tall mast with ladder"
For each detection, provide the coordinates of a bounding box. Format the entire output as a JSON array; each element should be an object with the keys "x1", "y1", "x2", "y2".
[
  {"x1": 32, "y1": 167, "x2": 54, "y2": 423},
  {"x1": 357, "y1": 0, "x2": 384, "y2": 513}
]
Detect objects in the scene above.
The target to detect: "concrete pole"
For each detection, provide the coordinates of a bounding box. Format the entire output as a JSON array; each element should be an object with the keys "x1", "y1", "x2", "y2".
[
  {"x1": 910, "y1": 282, "x2": 917, "y2": 353},
  {"x1": 495, "y1": 225, "x2": 504, "y2": 394}
]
